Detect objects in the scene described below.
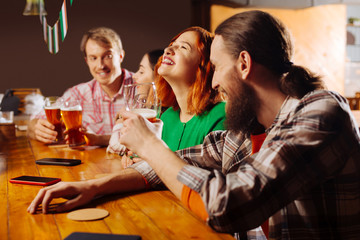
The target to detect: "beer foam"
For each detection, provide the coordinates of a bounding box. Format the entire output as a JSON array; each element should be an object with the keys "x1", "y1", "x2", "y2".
[
  {"x1": 61, "y1": 105, "x2": 82, "y2": 111},
  {"x1": 44, "y1": 106, "x2": 60, "y2": 110},
  {"x1": 132, "y1": 108, "x2": 157, "y2": 119}
]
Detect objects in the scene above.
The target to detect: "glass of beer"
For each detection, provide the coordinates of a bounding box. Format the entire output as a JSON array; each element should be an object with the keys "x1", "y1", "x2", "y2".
[
  {"x1": 124, "y1": 82, "x2": 160, "y2": 122},
  {"x1": 60, "y1": 100, "x2": 86, "y2": 147},
  {"x1": 44, "y1": 96, "x2": 65, "y2": 143}
]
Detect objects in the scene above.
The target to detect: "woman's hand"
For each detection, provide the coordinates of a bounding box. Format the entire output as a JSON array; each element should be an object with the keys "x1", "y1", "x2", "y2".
[
  {"x1": 121, "y1": 151, "x2": 142, "y2": 168},
  {"x1": 107, "y1": 123, "x2": 126, "y2": 155}
]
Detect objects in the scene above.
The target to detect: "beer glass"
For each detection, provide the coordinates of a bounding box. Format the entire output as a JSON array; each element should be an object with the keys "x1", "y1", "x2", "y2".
[
  {"x1": 123, "y1": 82, "x2": 161, "y2": 158},
  {"x1": 60, "y1": 100, "x2": 86, "y2": 147},
  {"x1": 44, "y1": 96, "x2": 65, "y2": 143},
  {"x1": 124, "y1": 82, "x2": 160, "y2": 122}
]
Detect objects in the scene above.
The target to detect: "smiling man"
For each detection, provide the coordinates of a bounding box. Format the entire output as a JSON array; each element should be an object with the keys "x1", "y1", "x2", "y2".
[{"x1": 28, "y1": 27, "x2": 133, "y2": 146}]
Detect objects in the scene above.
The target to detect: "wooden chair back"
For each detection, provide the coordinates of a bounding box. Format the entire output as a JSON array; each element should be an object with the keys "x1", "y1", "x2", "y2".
[{"x1": 12, "y1": 88, "x2": 42, "y2": 113}]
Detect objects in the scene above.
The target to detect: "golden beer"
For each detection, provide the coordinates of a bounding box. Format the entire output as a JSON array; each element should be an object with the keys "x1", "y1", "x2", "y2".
[
  {"x1": 132, "y1": 108, "x2": 157, "y2": 123},
  {"x1": 61, "y1": 107, "x2": 85, "y2": 146},
  {"x1": 45, "y1": 107, "x2": 65, "y2": 142}
]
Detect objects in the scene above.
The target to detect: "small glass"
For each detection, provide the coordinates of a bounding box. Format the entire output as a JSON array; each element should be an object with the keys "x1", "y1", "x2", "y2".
[{"x1": 60, "y1": 100, "x2": 85, "y2": 147}]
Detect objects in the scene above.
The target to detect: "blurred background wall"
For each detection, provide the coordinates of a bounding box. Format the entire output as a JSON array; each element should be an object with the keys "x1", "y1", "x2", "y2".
[
  {"x1": 1, "y1": 0, "x2": 359, "y2": 99},
  {"x1": 0, "y1": 0, "x2": 192, "y2": 96}
]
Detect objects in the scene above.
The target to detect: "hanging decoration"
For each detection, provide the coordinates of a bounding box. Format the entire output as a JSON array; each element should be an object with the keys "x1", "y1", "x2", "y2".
[{"x1": 39, "y1": 0, "x2": 74, "y2": 54}]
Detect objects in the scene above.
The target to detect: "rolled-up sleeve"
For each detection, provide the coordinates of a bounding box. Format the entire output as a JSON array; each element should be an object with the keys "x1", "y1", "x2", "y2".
[{"x1": 130, "y1": 160, "x2": 164, "y2": 189}]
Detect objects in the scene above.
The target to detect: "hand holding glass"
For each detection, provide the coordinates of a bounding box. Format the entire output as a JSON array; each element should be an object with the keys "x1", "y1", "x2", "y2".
[
  {"x1": 124, "y1": 82, "x2": 160, "y2": 122},
  {"x1": 44, "y1": 96, "x2": 65, "y2": 143},
  {"x1": 123, "y1": 82, "x2": 161, "y2": 158},
  {"x1": 60, "y1": 100, "x2": 86, "y2": 147}
]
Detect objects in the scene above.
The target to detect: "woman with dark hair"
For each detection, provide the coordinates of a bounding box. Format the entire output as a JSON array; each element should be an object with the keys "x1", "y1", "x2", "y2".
[
  {"x1": 133, "y1": 49, "x2": 164, "y2": 85},
  {"x1": 107, "y1": 49, "x2": 163, "y2": 155}
]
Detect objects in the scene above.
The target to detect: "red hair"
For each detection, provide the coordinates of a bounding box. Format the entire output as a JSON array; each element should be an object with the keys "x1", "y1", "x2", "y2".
[{"x1": 155, "y1": 26, "x2": 223, "y2": 115}]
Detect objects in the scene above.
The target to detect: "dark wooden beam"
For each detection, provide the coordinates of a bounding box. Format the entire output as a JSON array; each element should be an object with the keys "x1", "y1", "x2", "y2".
[{"x1": 191, "y1": 0, "x2": 211, "y2": 31}]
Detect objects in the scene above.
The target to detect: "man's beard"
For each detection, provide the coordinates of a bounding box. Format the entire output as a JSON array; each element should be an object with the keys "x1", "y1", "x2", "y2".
[{"x1": 225, "y1": 72, "x2": 258, "y2": 136}]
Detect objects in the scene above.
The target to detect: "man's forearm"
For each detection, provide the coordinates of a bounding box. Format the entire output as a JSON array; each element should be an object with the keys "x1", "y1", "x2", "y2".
[
  {"x1": 91, "y1": 168, "x2": 147, "y2": 196},
  {"x1": 139, "y1": 138, "x2": 186, "y2": 199}
]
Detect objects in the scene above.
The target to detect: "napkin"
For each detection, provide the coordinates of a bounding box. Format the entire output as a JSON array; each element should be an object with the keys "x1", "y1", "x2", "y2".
[{"x1": 107, "y1": 120, "x2": 163, "y2": 155}]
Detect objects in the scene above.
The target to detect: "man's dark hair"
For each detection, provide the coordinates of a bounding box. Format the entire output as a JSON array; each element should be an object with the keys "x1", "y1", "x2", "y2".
[{"x1": 215, "y1": 10, "x2": 325, "y2": 98}]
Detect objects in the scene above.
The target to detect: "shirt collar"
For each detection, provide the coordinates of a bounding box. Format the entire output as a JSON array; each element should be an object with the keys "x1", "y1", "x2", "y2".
[
  {"x1": 117, "y1": 68, "x2": 134, "y2": 98},
  {"x1": 92, "y1": 69, "x2": 134, "y2": 101},
  {"x1": 266, "y1": 95, "x2": 299, "y2": 133}
]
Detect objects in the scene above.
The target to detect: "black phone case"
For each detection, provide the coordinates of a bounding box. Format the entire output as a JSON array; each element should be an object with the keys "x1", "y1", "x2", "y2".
[
  {"x1": 64, "y1": 232, "x2": 141, "y2": 240},
  {"x1": 35, "y1": 158, "x2": 81, "y2": 166}
]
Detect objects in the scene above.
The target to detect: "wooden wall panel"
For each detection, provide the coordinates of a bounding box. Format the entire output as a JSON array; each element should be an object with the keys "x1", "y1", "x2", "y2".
[{"x1": 210, "y1": 4, "x2": 346, "y2": 94}]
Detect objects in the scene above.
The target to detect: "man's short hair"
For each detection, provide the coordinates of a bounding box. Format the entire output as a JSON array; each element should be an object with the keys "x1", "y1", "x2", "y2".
[{"x1": 80, "y1": 27, "x2": 123, "y2": 56}]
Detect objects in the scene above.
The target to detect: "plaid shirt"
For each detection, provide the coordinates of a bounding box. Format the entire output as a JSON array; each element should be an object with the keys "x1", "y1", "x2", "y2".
[
  {"x1": 132, "y1": 90, "x2": 360, "y2": 239},
  {"x1": 31, "y1": 69, "x2": 133, "y2": 135}
]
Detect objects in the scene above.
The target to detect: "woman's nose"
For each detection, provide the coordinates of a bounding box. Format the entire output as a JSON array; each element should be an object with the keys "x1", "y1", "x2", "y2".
[{"x1": 164, "y1": 46, "x2": 175, "y2": 55}]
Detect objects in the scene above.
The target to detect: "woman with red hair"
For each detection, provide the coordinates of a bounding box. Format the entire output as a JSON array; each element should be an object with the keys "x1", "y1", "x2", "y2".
[
  {"x1": 108, "y1": 26, "x2": 226, "y2": 167},
  {"x1": 156, "y1": 26, "x2": 225, "y2": 152}
]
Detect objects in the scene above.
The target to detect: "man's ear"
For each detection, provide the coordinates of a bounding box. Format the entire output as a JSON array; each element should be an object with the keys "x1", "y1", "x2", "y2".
[
  {"x1": 84, "y1": 56, "x2": 88, "y2": 64},
  {"x1": 119, "y1": 50, "x2": 125, "y2": 63},
  {"x1": 236, "y1": 50, "x2": 252, "y2": 80}
]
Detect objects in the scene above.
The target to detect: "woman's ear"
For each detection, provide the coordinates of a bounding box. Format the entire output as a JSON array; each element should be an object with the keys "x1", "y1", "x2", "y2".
[{"x1": 236, "y1": 50, "x2": 252, "y2": 80}]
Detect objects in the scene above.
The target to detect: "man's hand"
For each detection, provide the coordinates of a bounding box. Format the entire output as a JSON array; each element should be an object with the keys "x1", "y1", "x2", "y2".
[
  {"x1": 27, "y1": 181, "x2": 96, "y2": 214},
  {"x1": 119, "y1": 110, "x2": 164, "y2": 159},
  {"x1": 28, "y1": 119, "x2": 57, "y2": 143},
  {"x1": 79, "y1": 127, "x2": 110, "y2": 146}
]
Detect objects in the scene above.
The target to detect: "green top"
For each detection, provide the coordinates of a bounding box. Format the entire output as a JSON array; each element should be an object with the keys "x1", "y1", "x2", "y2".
[{"x1": 160, "y1": 102, "x2": 226, "y2": 152}]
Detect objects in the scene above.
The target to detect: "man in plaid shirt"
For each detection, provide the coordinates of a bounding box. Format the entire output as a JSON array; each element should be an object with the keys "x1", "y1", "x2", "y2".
[
  {"x1": 28, "y1": 27, "x2": 133, "y2": 146},
  {"x1": 120, "y1": 11, "x2": 360, "y2": 239},
  {"x1": 28, "y1": 11, "x2": 360, "y2": 239}
]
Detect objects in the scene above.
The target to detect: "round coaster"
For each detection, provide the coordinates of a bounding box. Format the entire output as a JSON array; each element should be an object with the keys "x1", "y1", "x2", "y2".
[{"x1": 67, "y1": 208, "x2": 109, "y2": 221}]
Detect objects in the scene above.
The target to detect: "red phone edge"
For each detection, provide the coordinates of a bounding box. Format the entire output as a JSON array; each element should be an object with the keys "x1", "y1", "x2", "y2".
[{"x1": 9, "y1": 178, "x2": 61, "y2": 186}]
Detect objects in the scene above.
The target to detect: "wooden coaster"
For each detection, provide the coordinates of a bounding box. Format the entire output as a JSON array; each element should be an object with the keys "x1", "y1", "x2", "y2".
[{"x1": 67, "y1": 208, "x2": 109, "y2": 221}]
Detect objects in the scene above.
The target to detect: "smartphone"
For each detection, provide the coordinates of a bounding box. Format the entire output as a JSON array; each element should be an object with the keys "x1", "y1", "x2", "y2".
[
  {"x1": 64, "y1": 232, "x2": 141, "y2": 240},
  {"x1": 9, "y1": 175, "x2": 61, "y2": 186},
  {"x1": 35, "y1": 158, "x2": 81, "y2": 166}
]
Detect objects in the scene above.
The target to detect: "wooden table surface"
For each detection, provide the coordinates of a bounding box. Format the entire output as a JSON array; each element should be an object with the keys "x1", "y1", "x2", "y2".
[{"x1": 0, "y1": 131, "x2": 234, "y2": 240}]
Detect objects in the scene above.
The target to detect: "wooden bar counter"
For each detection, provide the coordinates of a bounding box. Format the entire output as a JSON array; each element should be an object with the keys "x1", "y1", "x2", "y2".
[{"x1": 0, "y1": 133, "x2": 234, "y2": 240}]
